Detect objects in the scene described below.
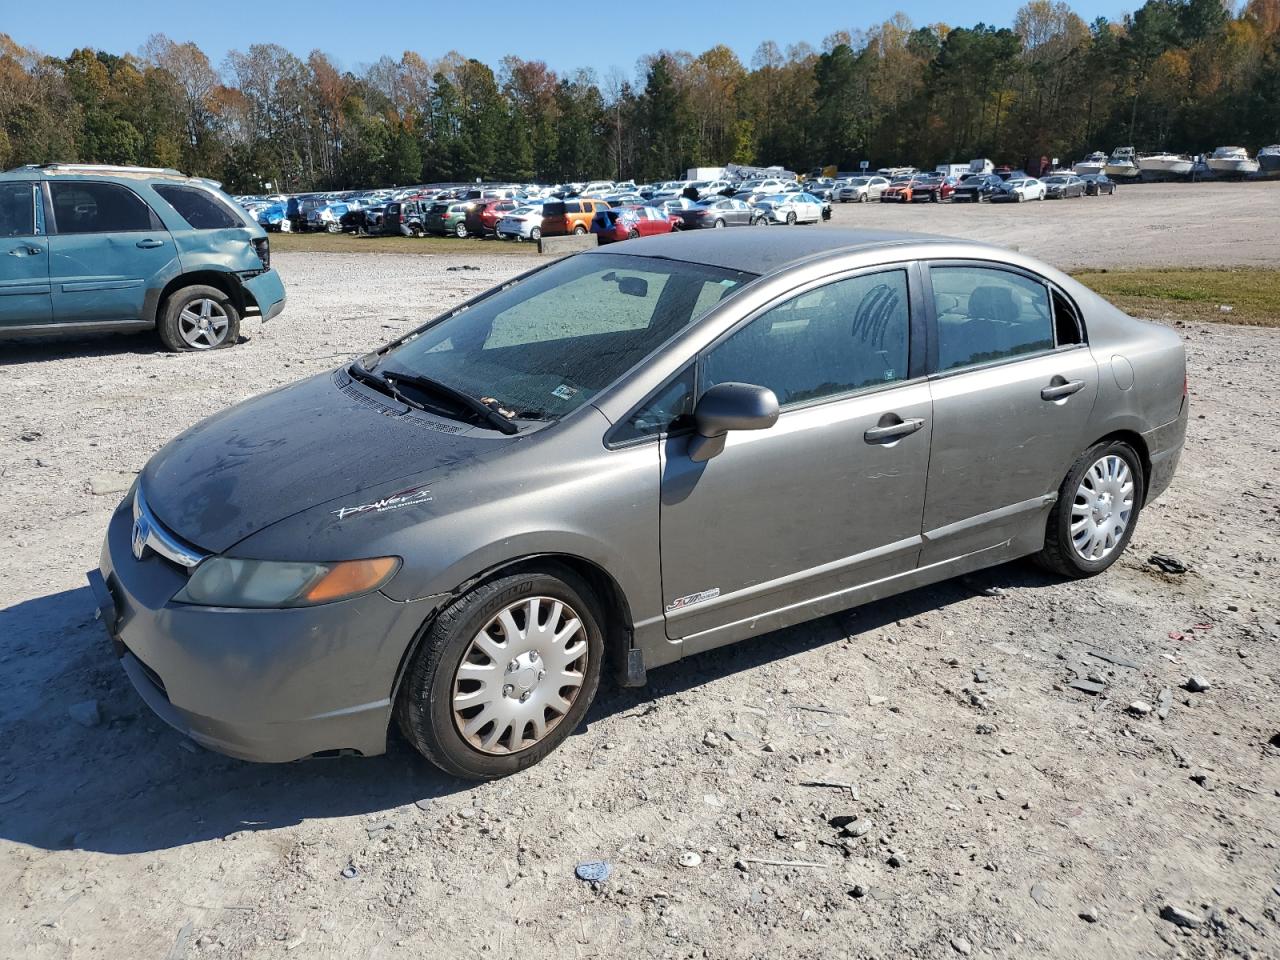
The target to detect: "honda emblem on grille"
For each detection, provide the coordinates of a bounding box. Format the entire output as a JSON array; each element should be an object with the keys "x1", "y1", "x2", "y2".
[{"x1": 131, "y1": 515, "x2": 151, "y2": 560}]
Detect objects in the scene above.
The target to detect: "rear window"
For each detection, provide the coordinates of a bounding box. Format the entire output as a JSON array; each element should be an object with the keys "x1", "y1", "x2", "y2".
[
  {"x1": 153, "y1": 184, "x2": 244, "y2": 230},
  {"x1": 50, "y1": 181, "x2": 158, "y2": 233}
]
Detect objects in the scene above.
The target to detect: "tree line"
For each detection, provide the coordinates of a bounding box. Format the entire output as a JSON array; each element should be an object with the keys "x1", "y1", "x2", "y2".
[{"x1": 2, "y1": 0, "x2": 1278, "y2": 194}]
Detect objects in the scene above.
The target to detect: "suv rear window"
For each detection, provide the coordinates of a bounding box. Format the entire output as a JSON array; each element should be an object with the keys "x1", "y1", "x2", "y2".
[
  {"x1": 153, "y1": 184, "x2": 244, "y2": 230},
  {"x1": 50, "y1": 181, "x2": 158, "y2": 233}
]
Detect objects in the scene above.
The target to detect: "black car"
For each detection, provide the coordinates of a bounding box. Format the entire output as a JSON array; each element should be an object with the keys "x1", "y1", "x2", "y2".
[
  {"x1": 1080, "y1": 174, "x2": 1117, "y2": 196},
  {"x1": 341, "y1": 204, "x2": 385, "y2": 234},
  {"x1": 951, "y1": 174, "x2": 1005, "y2": 203},
  {"x1": 676, "y1": 197, "x2": 763, "y2": 228},
  {"x1": 1042, "y1": 175, "x2": 1087, "y2": 199}
]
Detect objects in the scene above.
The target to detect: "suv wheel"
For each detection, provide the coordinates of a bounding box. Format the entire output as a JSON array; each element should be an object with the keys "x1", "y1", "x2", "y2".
[
  {"x1": 1035, "y1": 441, "x2": 1144, "y2": 578},
  {"x1": 573, "y1": 224, "x2": 587, "y2": 235},
  {"x1": 396, "y1": 565, "x2": 605, "y2": 779},
  {"x1": 454, "y1": 222, "x2": 468, "y2": 238},
  {"x1": 158, "y1": 285, "x2": 240, "y2": 352}
]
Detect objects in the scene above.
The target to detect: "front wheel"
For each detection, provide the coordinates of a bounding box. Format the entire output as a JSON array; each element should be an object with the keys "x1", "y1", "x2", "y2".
[
  {"x1": 530, "y1": 227, "x2": 541, "y2": 241},
  {"x1": 395, "y1": 566, "x2": 605, "y2": 780},
  {"x1": 158, "y1": 284, "x2": 240, "y2": 352},
  {"x1": 1035, "y1": 441, "x2": 1144, "y2": 578},
  {"x1": 859, "y1": 192, "x2": 868, "y2": 203},
  {"x1": 785, "y1": 211, "x2": 797, "y2": 225}
]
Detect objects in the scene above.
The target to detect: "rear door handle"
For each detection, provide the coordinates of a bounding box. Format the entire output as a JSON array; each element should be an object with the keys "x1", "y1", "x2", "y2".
[
  {"x1": 136, "y1": 238, "x2": 164, "y2": 249},
  {"x1": 864, "y1": 417, "x2": 925, "y2": 443},
  {"x1": 1041, "y1": 379, "x2": 1085, "y2": 401}
]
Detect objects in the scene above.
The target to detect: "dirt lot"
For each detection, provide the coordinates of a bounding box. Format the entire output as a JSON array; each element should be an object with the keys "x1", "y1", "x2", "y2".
[{"x1": 1, "y1": 183, "x2": 1278, "y2": 959}]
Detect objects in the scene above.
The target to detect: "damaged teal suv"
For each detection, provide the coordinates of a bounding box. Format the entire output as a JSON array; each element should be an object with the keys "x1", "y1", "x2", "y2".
[{"x1": 0, "y1": 164, "x2": 285, "y2": 351}]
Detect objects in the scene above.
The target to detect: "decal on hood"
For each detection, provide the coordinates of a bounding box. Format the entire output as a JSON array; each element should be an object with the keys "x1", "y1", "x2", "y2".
[{"x1": 332, "y1": 484, "x2": 434, "y2": 521}]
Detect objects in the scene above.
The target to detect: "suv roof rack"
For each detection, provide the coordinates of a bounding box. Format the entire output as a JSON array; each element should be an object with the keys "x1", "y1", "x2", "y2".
[{"x1": 32, "y1": 163, "x2": 189, "y2": 176}]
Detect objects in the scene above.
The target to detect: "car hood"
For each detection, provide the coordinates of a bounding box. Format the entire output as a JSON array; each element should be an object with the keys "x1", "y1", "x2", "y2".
[{"x1": 140, "y1": 368, "x2": 513, "y2": 554}]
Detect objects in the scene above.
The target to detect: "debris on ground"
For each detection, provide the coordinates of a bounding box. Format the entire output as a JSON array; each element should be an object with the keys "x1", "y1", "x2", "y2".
[{"x1": 1148, "y1": 554, "x2": 1188, "y2": 574}]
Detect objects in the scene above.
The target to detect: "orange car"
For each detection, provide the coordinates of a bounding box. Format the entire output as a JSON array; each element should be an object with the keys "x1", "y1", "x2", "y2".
[{"x1": 541, "y1": 198, "x2": 608, "y2": 236}]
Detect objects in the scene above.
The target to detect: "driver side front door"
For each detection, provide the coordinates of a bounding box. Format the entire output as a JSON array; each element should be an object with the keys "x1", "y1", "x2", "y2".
[{"x1": 658, "y1": 265, "x2": 933, "y2": 655}]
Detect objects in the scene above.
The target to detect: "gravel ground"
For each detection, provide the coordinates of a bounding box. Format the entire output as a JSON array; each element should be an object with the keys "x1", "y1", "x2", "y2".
[{"x1": 1, "y1": 186, "x2": 1279, "y2": 959}]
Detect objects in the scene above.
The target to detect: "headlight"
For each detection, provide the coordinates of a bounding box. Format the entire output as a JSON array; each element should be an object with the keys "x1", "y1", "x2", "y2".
[{"x1": 173, "y1": 556, "x2": 400, "y2": 608}]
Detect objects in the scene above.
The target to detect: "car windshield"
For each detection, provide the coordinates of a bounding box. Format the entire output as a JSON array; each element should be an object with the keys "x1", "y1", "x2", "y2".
[{"x1": 374, "y1": 254, "x2": 755, "y2": 422}]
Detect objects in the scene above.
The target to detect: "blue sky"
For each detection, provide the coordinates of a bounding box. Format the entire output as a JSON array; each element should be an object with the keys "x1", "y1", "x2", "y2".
[{"x1": 5, "y1": 0, "x2": 1123, "y2": 80}]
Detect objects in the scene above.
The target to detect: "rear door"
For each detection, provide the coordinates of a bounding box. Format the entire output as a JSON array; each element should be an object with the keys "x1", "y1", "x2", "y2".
[
  {"x1": 920, "y1": 262, "x2": 1098, "y2": 565},
  {"x1": 0, "y1": 180, "x2": 51, "y2": 328},
  {"x1": 47, "y1": 179, "x2": 176, "y2": 324}
]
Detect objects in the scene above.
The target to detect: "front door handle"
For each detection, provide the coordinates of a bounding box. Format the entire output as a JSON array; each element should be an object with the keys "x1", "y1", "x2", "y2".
[
  {"x1": 7, "y1": 246, "x2": 43, "y2": 256},
  {"x1": 864, "y1": 417, "x2": 925, "y2": 443},
  {"x1": 136, "y1": 238, "x2": 164, "y2": 249},
  {"x1": 1041, "y1": 378, "x2": 1085, "y2": 401}
]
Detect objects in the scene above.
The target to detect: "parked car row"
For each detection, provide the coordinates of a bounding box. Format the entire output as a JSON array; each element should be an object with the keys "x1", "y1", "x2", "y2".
[{"x1": 851, "y1": 169, "x2": 1119, "y2": 205}]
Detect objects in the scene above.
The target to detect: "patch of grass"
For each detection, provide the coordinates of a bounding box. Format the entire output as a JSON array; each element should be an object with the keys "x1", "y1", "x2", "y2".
[
  {"x1": 1073, "y1": 268, "x2": 1280, "y2": 327},
  {"x1": 269, "y1": 231, "x2": 538, "y2": 257}
]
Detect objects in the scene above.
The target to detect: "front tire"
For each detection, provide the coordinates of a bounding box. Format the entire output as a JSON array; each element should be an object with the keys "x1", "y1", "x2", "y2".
[
  {"x1": 1035, "y1": 441, "x2": 1144, "y2": 578},
  {"x1": 396, "y1": 566, "x2": 605, "y2": 780},
  {"x1": 530, "y1": 227, "x2": 541, "y2": 241},
  {"x1": 158, "y1": 284, "x2": 240, "y2": 352},
  {"x1": 785, "y1": 211, "x2": 797, "y2": 225}
]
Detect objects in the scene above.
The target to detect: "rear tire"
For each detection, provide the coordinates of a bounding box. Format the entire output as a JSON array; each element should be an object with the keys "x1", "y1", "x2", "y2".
[
  {"x1": 1035, "y1": 441, "x2": 1144, "y2": 578},
  {"x1": 573, "y1": 225, "x2": 587, "y2": 235},
  {"x1": 157, "y1": 284, "x2": 240, "y2": 352},
  {"x1": 395, "y1": 565, "x2": 605, "y2": 780},
  {"x1": 530, "y1": 227, "x2": 541, "y2": 241},
  {"x1": 454, "y1": 222, "x2": 468, "y2": 238},
  {"x1": 714, "y1": 218, "x2": 726, "y2": 229}
]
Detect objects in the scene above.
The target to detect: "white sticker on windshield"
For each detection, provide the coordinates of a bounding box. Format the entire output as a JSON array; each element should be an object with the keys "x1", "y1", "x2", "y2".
[{"x1": 552, "y1": 384, "x2": 578, "y2": 401}]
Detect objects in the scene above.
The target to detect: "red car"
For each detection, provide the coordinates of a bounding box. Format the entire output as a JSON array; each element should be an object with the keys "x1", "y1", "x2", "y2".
[
  {"x1": 465, "y1": 199, "x2": 523, "y2": 238},
  {"x1": 589, "y1": 205, "x2": 675, "y2": 243}
]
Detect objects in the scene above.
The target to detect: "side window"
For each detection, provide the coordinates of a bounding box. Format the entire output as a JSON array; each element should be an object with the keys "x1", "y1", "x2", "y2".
[
  {"x1": 565, "y1": 201, "x2": 581, "y2": 214},
  {"x1": 0, "y1": 182, "x2": 36, "y2": 237},
  {"x1": 1052, "y1": 288, "x2": 1084, "y2": 345},
  {"x1": 152, "y1": 184, "x2": 243, "y2": 230},
  {"x1": 930, "y1": 266, "x2": 1054, "y2": 372},
  {"x1": 611, "y1": 366, "x2": 696, "y2": 444},
  {"x1": 702, "y1": 269, "x2": 911, "y2": 409},
  {"x1": 50, "y1": 181, "x2": 157, "y2": 234}
]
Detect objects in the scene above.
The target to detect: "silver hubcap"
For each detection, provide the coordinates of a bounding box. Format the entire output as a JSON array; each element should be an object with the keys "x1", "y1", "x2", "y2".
[
  {"x1": 452, "y1": 596, "x2": 588, "y2": 755},
  {"x1": 1071, "y1": 455, "x2": 1134, "y2": 561},
  {"x1": 178, "y1": 298, "x2": 230, "y2": 349}
]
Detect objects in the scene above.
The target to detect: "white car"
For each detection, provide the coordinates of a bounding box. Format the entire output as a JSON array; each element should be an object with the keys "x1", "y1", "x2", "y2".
[
  {"x1": 835, "y1": 176, "x2": 890, "y2": 202},
  {"x1": 495, "y1": 204, "x2": 545, "y2": 242},
  {"x1": 580, "y1": 180, "x2": 615, "y2": 195},
  {"x1": 754, "y1": 192, "x2": 824, "y2": 225},
  {"x1": 1000, "y1": 177, "x2": 1047, "y2": 201}
]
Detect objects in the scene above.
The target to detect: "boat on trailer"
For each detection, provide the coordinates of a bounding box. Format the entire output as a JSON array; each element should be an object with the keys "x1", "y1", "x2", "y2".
[
  {"x1": 1206, "y1": 146, "x2": 1260, "y2": 176},
  {"x1": 1138, "y1": 153, "x2": 1194, "y2": 179}
]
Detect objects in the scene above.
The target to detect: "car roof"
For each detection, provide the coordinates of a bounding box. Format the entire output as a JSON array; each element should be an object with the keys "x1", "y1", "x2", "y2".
[
  {"x1": 584, "y1": 227, "x2": 961, "y2": 276},
  {"x1": 0, "y1": 163, "x2": 211, "y2": 186}
]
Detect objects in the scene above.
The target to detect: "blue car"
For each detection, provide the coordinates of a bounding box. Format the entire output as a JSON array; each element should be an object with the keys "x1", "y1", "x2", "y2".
[{"x1": 0, "y1": 163, "x2": 286, "y2": 351}]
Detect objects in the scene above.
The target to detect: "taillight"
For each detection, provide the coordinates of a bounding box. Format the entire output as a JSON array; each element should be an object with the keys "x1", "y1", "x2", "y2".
[{"x1": 252, "y1": 237, "x2": 270, "y2": 269}]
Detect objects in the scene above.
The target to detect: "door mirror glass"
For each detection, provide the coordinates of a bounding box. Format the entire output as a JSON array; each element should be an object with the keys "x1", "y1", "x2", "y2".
[{"x1": 688, "y1": 382, "x2": 779, "y2": 462}]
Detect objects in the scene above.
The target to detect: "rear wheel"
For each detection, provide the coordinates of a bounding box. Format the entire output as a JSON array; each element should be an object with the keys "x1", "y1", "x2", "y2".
[
  {"x1": 158, "y1": 284, "x2": 240, "y2": 352},
  {"x1": 1035, "y1": 441, "x2": 1143, "y2": 578},
  {"x1": 859, "y1": 192, "x2": 868, "y2": 203},
  {"x1": 714, "y1": 218, "x2": 726, "y2": 229},
  {"x1": 454, "y1": 222, "x2": 468, "y2": 238},
  {"x1": 530, "y1": 227, "x2": 541, "y2": 241},
  {"x1": 573, "y1": 224, "x2": 587, "y2": 235},
  {"x1": 396, "y1": 565, "x2": 605, "y2": 780},
  {"x1": 628, "y1": 228, "x2": 640, "y2": 239}
]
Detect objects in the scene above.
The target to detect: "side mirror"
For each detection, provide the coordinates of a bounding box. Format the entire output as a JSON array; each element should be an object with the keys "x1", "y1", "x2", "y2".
[{"x1": 688, "y1": 382, "x2": 780, "y2": 462}]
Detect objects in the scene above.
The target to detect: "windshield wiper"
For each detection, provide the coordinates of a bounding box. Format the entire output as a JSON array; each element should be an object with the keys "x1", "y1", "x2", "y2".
[{"x1": 352, "y1": 361, "x2": 519, "y2": 435}]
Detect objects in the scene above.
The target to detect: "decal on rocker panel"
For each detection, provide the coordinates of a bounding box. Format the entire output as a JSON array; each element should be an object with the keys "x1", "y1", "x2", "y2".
[
  {"x1": 665, "y1": 588, "x2": 721, "y2": 612},
  {"x1": 332, "y1": 485, "x2": 434, "y2": 521}
]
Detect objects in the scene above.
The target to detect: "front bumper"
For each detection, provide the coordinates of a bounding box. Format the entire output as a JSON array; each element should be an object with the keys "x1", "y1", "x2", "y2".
[
  {"x1": 91, "y1": 499, "x2": 431, "y2": 762},
  {"x1": 241, "y1": 268, "x2": 286, "y2": 322}
]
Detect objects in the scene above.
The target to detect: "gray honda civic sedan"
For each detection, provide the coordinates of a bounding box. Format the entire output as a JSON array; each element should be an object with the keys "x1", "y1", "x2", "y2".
[{"x1": 90, "y1": 229, "x2": 1187, "y2": 779}]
